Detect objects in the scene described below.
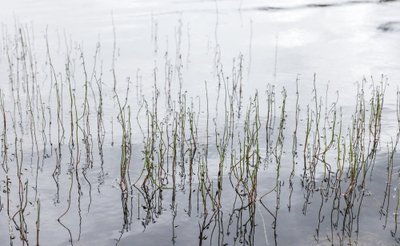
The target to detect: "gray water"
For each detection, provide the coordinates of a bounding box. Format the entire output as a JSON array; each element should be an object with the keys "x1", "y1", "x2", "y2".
[{"x1": 1, "y1": 0, "x2": 400, "y2": 245}]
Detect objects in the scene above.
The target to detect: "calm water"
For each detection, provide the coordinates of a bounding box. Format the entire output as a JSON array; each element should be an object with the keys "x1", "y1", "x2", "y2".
[
  {"x1": 1, "y1": 0, "x2": 400, "y2": 245},
  {"x1": 1, "y1": 0, "x2": 400, "y2": 91}
]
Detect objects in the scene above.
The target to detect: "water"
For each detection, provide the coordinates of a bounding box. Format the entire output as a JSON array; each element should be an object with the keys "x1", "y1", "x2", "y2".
[
  {"x1": 0, "y1": 0, "x2": 400, "y2": 245},
  {"x1": 2, "y1": 0, "x2": 399, "y2": 89}
]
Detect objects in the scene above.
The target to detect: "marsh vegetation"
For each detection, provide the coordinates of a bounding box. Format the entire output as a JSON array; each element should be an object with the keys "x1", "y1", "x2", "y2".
[{"x1": 1, "y1": 1, "x2": 400, "y2": 245}]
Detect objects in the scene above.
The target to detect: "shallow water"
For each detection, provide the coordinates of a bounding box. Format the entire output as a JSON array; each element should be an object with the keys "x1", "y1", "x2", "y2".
[{"x1": 1, "y1": 0, "x2": 400, "y2": 245}]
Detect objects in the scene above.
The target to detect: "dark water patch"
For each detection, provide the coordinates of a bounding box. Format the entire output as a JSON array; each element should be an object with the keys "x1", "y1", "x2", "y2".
[
  {"x1": 378, "y1": 21, "x2": 400, "y2": 32},
  {"x1": 255, "y1": 0, "x2": 376, "y2": 12}
]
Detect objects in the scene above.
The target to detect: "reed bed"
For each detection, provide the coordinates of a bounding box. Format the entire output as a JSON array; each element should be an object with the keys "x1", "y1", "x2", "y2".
[{"x1": 0, "y1": 24, "x2": 399, "y2": 246}]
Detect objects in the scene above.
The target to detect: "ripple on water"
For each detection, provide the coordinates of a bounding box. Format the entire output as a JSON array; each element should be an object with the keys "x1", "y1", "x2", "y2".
[{"x1": 378, "y1": 21, "x2": 400, "y2": 32}]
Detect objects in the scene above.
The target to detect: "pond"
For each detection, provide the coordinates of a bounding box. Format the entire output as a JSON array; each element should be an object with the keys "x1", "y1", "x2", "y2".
[{"x1": 0, "y1": 0, "x2": 400, "y2": 245}]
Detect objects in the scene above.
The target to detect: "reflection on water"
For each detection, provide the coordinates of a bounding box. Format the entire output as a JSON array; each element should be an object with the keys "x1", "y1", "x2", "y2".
[{"x1": 0, "y1": 0, "x2": 400, "y2": 245}]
